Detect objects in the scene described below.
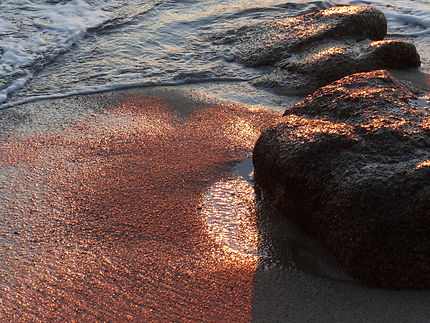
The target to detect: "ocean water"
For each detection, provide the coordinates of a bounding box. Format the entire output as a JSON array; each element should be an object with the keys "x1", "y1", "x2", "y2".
[{"x1": 0, "y1": 0, "x2": 429, "y2": 108}]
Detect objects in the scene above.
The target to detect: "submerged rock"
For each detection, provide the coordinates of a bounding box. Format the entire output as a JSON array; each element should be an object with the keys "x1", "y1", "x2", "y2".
[
  {"x1": 253, "y1": 70, "x2": 430, "y2": 289},
  {"x1": 217, "y1": 5, "x2": 420, "y2": 94}
]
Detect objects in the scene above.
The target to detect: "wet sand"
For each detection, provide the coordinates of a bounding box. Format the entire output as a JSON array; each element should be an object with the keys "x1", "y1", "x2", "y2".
[
  {"x1": 0, "y1": 89, "x2": 286, "y2": 321},
  {"x1": 0, "y1": 87, "x2": 278, "y2": 321},
  {"x1": 1, "y1": 84, "x2": 430, "y2": 321}
]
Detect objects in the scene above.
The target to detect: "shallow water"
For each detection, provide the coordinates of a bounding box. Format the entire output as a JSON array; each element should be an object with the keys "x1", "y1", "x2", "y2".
[{"x1": 0, "y1": 0, "x2": 429, "y2": 107}]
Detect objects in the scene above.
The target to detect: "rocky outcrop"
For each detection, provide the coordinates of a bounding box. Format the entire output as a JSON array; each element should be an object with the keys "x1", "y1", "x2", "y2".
[
  {"x1": 253, "y1": 70, "x2": 430, "y2": 289},
  {"x1": 233, "y1": 5, "x2": 388, "y2": 67},
  {"x1": 216, "y1": 5, "x2": 421, "y2": 94},
  {"x1": 254, "y1": 39, "x2": 420, "y2": 94}
]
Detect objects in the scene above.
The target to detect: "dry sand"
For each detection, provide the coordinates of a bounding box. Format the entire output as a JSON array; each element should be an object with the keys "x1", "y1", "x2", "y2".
[{"x1": 0, "y1": 84, "x2": 430, "y2": 322}]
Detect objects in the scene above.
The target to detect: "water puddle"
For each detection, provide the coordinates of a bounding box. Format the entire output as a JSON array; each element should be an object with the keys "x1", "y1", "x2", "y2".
[
  {"x1": 201, "y1": 176, "x2": 262, "y2": 257},
  {"x1": 201, "y1": 158, "x2": 352, "y2": 282}
]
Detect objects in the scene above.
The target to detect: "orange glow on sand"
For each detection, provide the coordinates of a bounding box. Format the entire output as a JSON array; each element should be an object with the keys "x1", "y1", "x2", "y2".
[{"x1": 0, "y1": 91, "x2": 277, "y2": 321}]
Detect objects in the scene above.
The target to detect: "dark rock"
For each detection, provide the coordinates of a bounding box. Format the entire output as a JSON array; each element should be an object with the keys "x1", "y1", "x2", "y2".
[
  {"x1": 254, "y1": 39, "x2": 420, "y2": 94},
  {"x1": 234, "y1": 5, "x2": 388, "y2": 67},
  {"x1": 253, "y1": 70, "x2": 430, "y2": 289},
  {"x1": 217, "y1": 5, "x2": 420, "y2": 95}
]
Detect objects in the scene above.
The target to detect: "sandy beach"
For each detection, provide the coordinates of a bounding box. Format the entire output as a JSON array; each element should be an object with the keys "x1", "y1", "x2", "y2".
[
  {"x1": 1, "y1": 84, "x2": 430, "y2": 321},
  {"x1": 0, "y1": 86, "x2": 278, "y2": 321}
]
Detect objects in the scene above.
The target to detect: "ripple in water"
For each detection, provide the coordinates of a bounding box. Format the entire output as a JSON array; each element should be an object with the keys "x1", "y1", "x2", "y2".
[
  {"x1": 201, "y1": 160, "x2": 352, "y2": 282},
  {"x1": 201, "y1": 177, "x2": 267, "y2": 258}
]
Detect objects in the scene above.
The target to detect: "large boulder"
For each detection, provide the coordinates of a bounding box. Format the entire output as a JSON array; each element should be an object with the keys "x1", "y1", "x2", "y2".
[
  {"x1": 253, "y1": 70, "x2": 430, "y2": 289},
  {"x1": 215, "y1": 5, "x2": 420, "y2": 94}
]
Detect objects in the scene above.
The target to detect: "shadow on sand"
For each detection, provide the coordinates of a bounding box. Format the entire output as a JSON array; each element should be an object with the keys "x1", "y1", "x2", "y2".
[{"x1": 1, "y1": 84, "x2": 430, "y2": 321}]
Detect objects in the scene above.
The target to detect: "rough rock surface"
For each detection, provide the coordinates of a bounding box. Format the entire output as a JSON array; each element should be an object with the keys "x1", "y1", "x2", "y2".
[
  {"x1": 255, "y1": 39, "x2": 421, "y2": 94},
  {"x1": 233, "y1": 5, "x2": 388, "y2": 67},
  {"x1": 253, "y1": 70, "x2": 430, "y2": 289},
  {"x1": 216, "y1": 5, "x2": 421, "y2": 94}
]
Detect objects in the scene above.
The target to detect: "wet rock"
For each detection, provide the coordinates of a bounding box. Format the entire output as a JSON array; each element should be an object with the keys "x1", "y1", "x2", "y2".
[
  {"x1": 218, "y1": 5, "x2": 420, "y2": 94},
  {"x1": 254, "y1": 39, "x2": 420, "y2": 94},
  {"x1": 253, "y1": 70, "x2": 430, "y2": 289},
  {"x1": 234, "y1": 5, "x2": 387, "y2": 67}
]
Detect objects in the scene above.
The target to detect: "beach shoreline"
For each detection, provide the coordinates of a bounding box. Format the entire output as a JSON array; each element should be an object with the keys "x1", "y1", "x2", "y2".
[
  {"x1": 0, "y1": 86, "x2": 276, "y2": 320},
  {"x1": 1, "y1": 80, "x2": 430, "y2": 320}
]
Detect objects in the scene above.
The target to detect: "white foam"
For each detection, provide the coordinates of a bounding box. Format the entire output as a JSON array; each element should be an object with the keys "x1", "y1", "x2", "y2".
[
  {"x1": 0, "y1": 77, "x2": 250, "y2": 110},
  {"x1": 0, "y1": 0, "x2": 114, "y2": 103},
  {"x1": 339, "y1": 0, "x2": 430, "y2": 37}
]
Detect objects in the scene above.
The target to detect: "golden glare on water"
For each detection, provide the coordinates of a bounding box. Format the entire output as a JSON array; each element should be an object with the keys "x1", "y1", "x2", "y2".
[
  {"x1": 202, "y1": 178, "x2": 260, "y2": 262},
  {"x1": 421, "y1": 118, "x2": 430, "y2": 130}
]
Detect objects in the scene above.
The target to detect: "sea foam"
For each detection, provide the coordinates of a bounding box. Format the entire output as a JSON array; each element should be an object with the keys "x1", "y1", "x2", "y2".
[
  {"x1": 344, "y1": 0, "x2": 430, "y2": 36},
  {"x1": 0, "y1": 0, "x2": 113, "y2": 103}
]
